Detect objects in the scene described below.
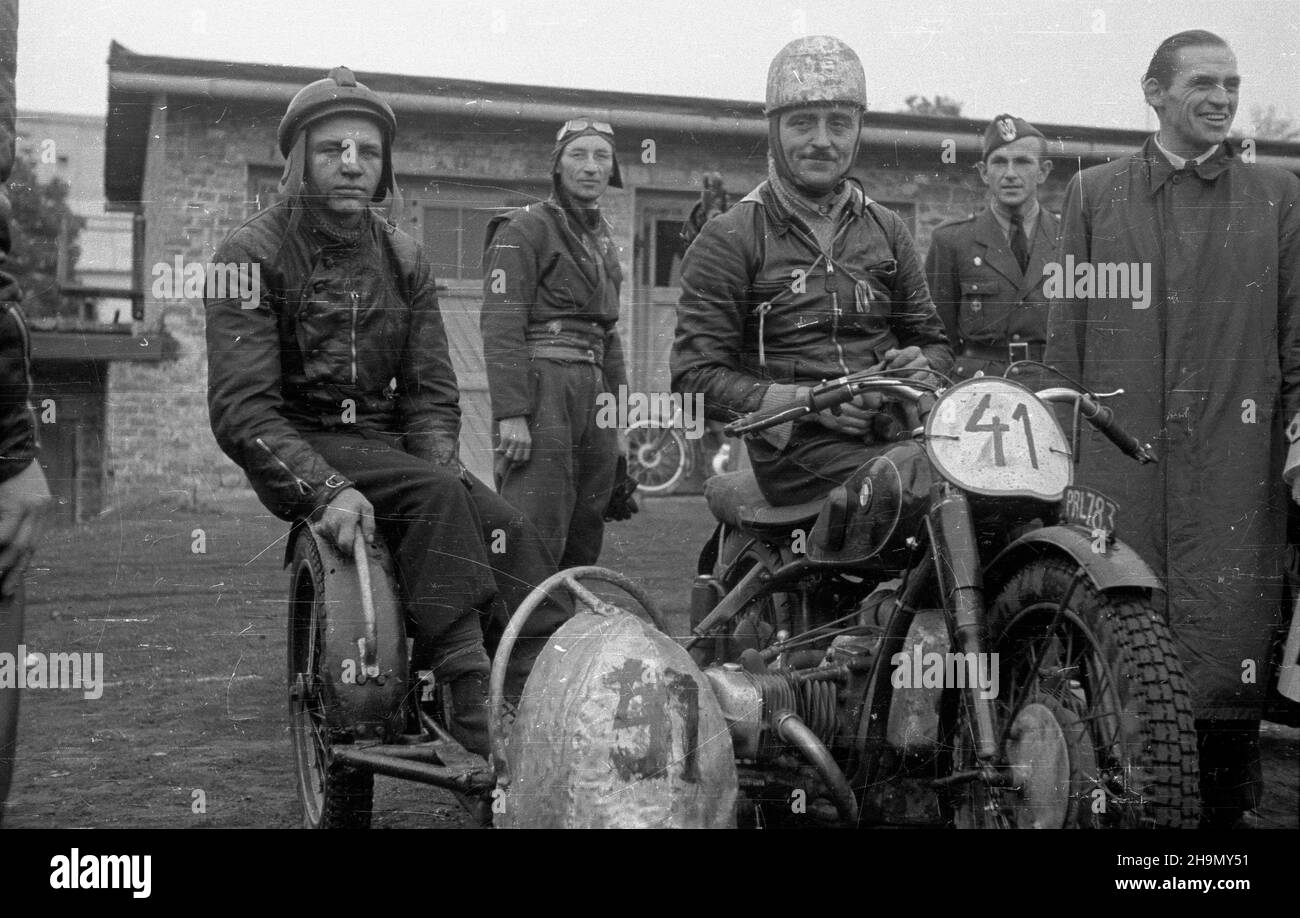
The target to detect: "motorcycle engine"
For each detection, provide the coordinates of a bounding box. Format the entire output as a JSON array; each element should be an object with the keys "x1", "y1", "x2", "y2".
[{"x1": 700, "y1": 632, "x2": 877, "y2": 760}]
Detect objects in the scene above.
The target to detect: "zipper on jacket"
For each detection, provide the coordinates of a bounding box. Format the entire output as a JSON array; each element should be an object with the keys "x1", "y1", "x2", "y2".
[
  {"x1": 256, "y1": 437, "x2": 313, "y2": 496},
  {"x1": 823, "y1": 221, "x2": 856, "y2": 376},
  {"x1": 349, "y1": 291, "x2": 359, "y2": 385}
]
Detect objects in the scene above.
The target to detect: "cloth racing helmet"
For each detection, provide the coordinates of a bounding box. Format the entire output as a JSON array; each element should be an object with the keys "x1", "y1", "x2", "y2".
[
  {"x1": 764, "y1": 36, "x2": 867, "y2": 193},
  {"x1": 551, "y1": 115, "x2": 623, "y2": 195},
  {"x1": 277, "y1": 66, "x2": 398, "y2": 206}
]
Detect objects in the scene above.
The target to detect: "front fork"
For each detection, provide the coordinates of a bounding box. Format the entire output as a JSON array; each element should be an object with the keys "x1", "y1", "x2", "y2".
[
  {"x1": 926, "y1": 481, "x2": 998, "y2": 764},
  {"x1": 855, "y1": 480, "x2": 1000, "y2": 794}
]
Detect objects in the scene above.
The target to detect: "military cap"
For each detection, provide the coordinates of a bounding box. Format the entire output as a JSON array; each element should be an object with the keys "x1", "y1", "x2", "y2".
[{"x1": 981, "y1": 114, "x2": 1045, "y2": 161}]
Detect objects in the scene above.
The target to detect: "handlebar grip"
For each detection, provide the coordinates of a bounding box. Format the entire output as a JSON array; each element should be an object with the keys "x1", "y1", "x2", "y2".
[
  {"x1": 724, "y1": 397, "x2": 811, "y2": 437},
  {"x1": 724, "y1": 382, "x2": 868, "y2": 437},
  {"x1": 1080, "y1": 398, "x2": 1156, "y2": 464},
  {"x1": 809, "y1": 386, "x2": 856, "y2": 412}
]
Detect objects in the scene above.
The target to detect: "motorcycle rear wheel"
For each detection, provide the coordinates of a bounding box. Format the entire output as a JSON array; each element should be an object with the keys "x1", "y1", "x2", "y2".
[
  {"x1": 952, "y1": 557, "x2": 1198, "y2": 829},
  {"x1": 287, "y1": 532, "x2": 374, "y2": 829}
]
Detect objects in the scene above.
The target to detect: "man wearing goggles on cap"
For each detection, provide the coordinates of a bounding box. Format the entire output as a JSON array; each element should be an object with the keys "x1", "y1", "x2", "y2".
[
  {"x1": 481, "y1": 116, "x2": 629, "y2": 567},
  {"x1": 926, "y1": 115, "x2": 1060, "y2": 385},
  {"x1": 671, "y1": 36, "x2": 952, "y2": 506}
]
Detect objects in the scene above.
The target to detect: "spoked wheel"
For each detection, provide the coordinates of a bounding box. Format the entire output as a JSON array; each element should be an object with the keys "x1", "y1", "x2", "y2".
[
  {"x1": 950, "y1": 558, "x2": 1198, "y2": 829},
  {"x1": 287, "y1": 533, "x2": 373, "y2": 829},
  {"x1": 626, "y1": 422, "x2": 689, "y2": 496}
]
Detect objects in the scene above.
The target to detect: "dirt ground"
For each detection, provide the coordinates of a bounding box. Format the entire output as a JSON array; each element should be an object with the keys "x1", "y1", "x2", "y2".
[{"x1": 2, "y1": 493, "x2": 1297, "y2": 829}]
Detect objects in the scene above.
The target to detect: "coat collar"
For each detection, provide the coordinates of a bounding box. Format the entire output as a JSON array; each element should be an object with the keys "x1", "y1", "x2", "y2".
[
  {"x1": 747, "y1": 180, "x2": 870, "y2": 237},
  {"x1": 970, "y1": 207, "x2": 1023, "y2": 286},
  {"x1": 1142, "y1": 134, "x2": 1237, "y2": 194},
  {"x1": 969, "y1": 206, "x2": 1060, "y2": 299}
]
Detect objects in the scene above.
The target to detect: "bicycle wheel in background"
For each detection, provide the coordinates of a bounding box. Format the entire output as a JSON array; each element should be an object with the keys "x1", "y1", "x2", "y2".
[{"x1": 626, "y1": 422, "x2": 689, "y2": 496}]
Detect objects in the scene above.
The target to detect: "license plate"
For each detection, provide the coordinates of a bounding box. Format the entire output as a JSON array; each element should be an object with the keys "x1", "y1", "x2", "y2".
[{"x1": 1061, "y1": 486, "x2": 1119, "y2": 537}]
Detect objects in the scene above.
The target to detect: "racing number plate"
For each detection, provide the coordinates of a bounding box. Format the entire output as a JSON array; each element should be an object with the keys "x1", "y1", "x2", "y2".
[
  {"x1": 925, "y1": 377, "x2": 1072, "y2": 501},
  {"x1": 1061, "y1": 485, "x2": 1119, "y2": 537}
]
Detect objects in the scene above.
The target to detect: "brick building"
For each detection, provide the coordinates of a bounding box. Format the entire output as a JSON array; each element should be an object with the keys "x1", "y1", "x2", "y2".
[
  {"x1": 102, "y1": 42, "x2": 1300, "y2": 506},
  {"x1": 12, "y1": 110, "x2": 159, "y2": 524}
]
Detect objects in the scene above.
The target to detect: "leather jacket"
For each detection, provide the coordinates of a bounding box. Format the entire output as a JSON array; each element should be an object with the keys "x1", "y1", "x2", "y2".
[
  {"x1": 672, "y1": 180, "x2": 953, "y2": 421},
  {"x1": 205, "y1": 200, "x2": 461, "y2": 521},
  {"x1": 481, "y1": 198, "x2": 626, "y2": 421}
]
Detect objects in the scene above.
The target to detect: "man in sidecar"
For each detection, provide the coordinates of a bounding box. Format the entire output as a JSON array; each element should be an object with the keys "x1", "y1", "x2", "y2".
[
  {"x1": 671, "y1": 35, "x2": 953, "y2": 506},
  {"x1": 204, "y1": 67, "x2": 566, "y2": 759}
]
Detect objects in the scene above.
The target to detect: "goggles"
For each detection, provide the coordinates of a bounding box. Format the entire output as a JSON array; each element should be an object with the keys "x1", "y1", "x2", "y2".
[{"x1": 556, "y1": 118, "x2": 614, "y2": 141}]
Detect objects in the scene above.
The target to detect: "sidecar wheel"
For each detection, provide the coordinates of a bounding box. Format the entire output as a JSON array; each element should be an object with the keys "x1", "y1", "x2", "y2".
[
  {"x1": 287, "y1": 533, "x2": 374, "y2": 829},
  {"x1": 949, "y1": 557, "x2": 1198, "y2": 829}
]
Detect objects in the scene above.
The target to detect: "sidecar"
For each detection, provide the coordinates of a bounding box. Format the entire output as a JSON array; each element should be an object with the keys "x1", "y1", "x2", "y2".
[{"x1": 284, "y1": 521, "x2": 738, "y2": 828}]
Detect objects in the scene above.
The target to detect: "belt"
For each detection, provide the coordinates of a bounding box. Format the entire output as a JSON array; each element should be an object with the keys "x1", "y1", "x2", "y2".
[
  {"x1": 528, "y1": 343, "x2": 603, "y2": 365},
  {"x1": 960, "y1": 340, "x2": 1045, "y2": 365},
  {"x1": 524, "y1": 317, "x2": 609, "y2": 340}
]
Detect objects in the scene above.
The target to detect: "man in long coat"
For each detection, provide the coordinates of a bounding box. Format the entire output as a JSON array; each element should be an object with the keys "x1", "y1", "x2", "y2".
[{"x1": 1044, "y1": 29, "x2": 1300, "y2": 827}]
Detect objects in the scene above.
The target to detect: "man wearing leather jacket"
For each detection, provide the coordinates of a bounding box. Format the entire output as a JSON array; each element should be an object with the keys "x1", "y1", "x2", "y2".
[
  {"x1": 482, "y1": 117, "x2": 628, "y2": 567},
  {"x1": 204, "y1": 67, "x2": 565, "y2": 757},
  {"x1": 671, "y1": 36, "x2": 953, "y2": 507}
]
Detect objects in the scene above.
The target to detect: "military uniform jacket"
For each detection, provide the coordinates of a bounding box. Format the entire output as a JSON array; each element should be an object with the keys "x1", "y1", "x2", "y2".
[{"x1": 925, "y1": 206, "x2": 1061, "y2": 382}]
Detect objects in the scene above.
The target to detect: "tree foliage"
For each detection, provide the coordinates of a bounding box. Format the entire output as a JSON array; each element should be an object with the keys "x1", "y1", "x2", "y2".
[
  {"x1": 1246, "y1": 104, "x2": 1300, "y2": 142},
  {"x1": 903, "y1": 94, "x2": 964, "y2": 117},
  {"x1": 4, "y1": 150, "x2": 84, "y2": 319}
]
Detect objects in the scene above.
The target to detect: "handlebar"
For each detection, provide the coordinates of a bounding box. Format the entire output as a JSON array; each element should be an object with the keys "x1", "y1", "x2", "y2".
[
  {"x1": 724, "y1": 375, "x2": 932, "y2": 437},
  {"x1": 1034, "y1": 387, "x2": 1156, "y2": 464},
  {"x1": 725, "y1": 377, "x2": 1157, "y2": 464}
]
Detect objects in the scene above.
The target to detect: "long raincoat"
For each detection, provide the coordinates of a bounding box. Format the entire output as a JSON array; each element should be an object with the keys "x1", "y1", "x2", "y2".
[{"x1": 1044, "y1": 136, "x2": 1300, "y2": 719}]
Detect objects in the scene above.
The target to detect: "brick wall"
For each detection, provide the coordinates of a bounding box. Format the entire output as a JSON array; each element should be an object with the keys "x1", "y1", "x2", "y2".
[{"x1": 108, "y1": 98, "x2": 279, "y2": 513}]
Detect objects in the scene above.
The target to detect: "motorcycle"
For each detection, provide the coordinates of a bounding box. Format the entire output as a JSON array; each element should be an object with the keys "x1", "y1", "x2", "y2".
[
  {"x1": 684, "y1": 367, "x2": 1200, "y2": 828},
  {"x1": 280, "y1": 365, "x2": 1202, "y2": 830}
]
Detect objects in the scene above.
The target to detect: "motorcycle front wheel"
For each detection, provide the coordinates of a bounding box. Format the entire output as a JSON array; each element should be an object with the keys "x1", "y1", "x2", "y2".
[{"x1": 950, "y1": 557, "x2": 1199, "y2": 829}]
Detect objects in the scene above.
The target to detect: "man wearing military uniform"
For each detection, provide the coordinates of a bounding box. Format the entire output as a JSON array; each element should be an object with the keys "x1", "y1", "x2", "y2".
[{"x1": 925, "y1": 115, "x2": 1059, "y2": 384}]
